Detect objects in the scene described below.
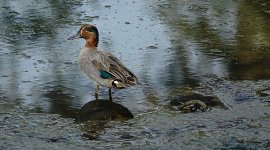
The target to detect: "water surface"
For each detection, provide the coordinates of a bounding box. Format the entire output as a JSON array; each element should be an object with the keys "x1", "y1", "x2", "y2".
[{"x1": 1, "y1": 0, "x2": 270, "y2": 149}]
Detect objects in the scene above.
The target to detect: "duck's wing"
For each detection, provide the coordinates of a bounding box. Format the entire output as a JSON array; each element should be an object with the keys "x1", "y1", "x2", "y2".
[{"x1": 92, "y1": 51, "x2": 139, "y2": 86}]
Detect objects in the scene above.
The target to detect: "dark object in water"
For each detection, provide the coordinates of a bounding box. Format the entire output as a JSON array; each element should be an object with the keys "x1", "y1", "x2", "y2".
[
  {"x1": 177, "y1": 100, "x2": 208, "y2": 113},
  {"x1": 169, "y1": 93, "x2": 229, "y2": 113},
  {"x1": 78, "y1": 99, "x2": 133, "y2": 122}
]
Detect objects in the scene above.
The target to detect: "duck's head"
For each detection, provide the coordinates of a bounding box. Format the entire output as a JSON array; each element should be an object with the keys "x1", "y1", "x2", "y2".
[{"x1": 68, "y1": 24, "x2": 99, "y2": 47}]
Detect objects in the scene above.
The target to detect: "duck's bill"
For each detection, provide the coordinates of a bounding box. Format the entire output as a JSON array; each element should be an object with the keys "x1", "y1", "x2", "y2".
[{"x1": 68, "y1": 33, "x2": 81, "y2": 40}]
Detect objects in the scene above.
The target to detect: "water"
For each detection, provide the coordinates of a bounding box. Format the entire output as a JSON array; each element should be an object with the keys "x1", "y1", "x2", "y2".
[{"x1": 1, "y1": 0, "x2": 270, "y2": 149}]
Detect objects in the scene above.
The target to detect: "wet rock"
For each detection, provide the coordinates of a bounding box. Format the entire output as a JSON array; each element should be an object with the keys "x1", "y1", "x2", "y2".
[
  {"x1": 169, "y1": 93, "x2": 228, "y2": 112},
  {"x1": 177, "y1": 100, "x2": 207, "y2": 112},
  {"x1": 78, "y1": 99, "x2": 133, "y2": 122}
]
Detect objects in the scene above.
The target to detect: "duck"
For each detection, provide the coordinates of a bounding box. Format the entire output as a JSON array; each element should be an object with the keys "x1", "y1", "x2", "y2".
[{"x1": 68, "y1": 24, "x2": 139, "y2": 101}]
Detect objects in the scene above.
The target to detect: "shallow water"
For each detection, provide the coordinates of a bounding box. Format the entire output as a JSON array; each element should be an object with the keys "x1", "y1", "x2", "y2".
[{"x1": 1, "y1": 0, "x2": 270, "y2": 149}]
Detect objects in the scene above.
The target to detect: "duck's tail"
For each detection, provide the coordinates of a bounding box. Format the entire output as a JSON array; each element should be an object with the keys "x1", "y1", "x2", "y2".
[{"x1": 111, "y1": 79, "x2": 126, "y2": 89}]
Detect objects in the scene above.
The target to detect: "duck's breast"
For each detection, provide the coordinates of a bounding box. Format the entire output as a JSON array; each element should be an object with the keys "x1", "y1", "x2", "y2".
[{"x1": 78, "y1": 48, "x2": 99, "y2": 80}]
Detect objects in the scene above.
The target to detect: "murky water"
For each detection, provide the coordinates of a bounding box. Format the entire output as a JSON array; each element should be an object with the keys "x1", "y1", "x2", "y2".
[{"x1": 1, "y1": 0, "x2": 270, "y2": 149}]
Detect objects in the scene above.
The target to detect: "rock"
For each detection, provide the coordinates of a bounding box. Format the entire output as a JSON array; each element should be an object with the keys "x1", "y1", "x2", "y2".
[
  {"x1": 169, "y1": 93, "x2": 229, "y2": 112},
  {"x1": 178, "y1": 100, "x2": 207, "y2": 113},
  {"x1": 78, "y1": 99, "x2": 133, "y2": 122}
]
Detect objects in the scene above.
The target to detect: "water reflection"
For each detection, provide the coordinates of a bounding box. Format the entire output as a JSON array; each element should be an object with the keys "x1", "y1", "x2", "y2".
[
  {"x1": 0, "y1": 0, "x2": 86, "y2": 114},
  {"x1": 0, "y1": 0, "x2": 270, "y2": 119},
  {"x1": 230, "y1": 1, "x2": 270, "y2": 80},
  {"x1": 43, "y1": 85, "x2": 78, "y2": 119},
  {"x1": 151, "y1": 0, "x2": 270, "y2": 81}
]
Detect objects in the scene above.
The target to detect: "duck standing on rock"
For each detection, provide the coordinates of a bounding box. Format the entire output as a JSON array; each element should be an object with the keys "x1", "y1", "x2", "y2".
[{"x1": 68, "y1": 24, "x2": 139, "y2": 101}]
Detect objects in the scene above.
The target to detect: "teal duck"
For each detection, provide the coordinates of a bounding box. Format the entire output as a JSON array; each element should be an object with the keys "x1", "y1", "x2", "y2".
[{"x1": 68, "y1": 24, "x2": 139, "y2": 101}]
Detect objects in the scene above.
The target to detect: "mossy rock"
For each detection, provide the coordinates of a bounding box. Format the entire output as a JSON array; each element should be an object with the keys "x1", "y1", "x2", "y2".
[
  {"x1": 169, "y1": 93, "x2": 229, "y2": 113},
  {"x1": 78, "y1": 99, "x2": 133, "y2": 122}
]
